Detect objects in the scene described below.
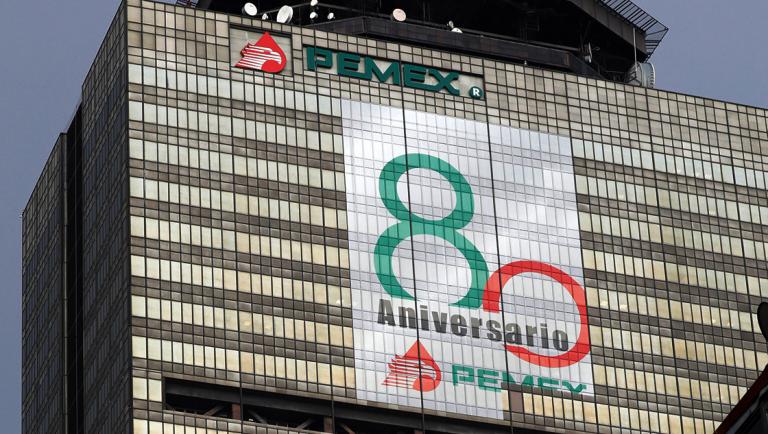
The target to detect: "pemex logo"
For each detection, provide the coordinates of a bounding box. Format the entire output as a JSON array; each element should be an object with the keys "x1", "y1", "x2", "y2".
[
  {"x1": 383, "y1": 341, "x2": 442, "y2": 392},
  {"x1": 235, "y1": 32, "x2": 287, "y2": 73}
]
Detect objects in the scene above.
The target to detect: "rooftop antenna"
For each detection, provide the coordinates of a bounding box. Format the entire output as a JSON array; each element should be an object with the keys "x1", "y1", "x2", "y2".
[
  {"x1": 626, "y1": 26, "x2": 656, "y2": 88},
  {"x1": 583, "y1": 43, "x2": 593, "y2": 63},
  {"x1": 309, "y1": 0, "x2": 319, "y2": 20},
  {"x1": 276, "y1": 5, "x2": 294, "y2": 24},
  {"x1": 633, "y1": 28, "x2": 637, "y2": 65},
  {"x1": 241, "y1": 2, "x2": 258, "y2": 17},
  {"x1": 391, "y1": 8, "x2": 407, "y2": 22}
]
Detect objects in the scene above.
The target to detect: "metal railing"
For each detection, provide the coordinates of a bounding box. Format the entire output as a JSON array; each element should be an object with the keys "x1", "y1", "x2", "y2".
[{"x1": 599, "y1": 0, "x2": 668, "y2": 56}]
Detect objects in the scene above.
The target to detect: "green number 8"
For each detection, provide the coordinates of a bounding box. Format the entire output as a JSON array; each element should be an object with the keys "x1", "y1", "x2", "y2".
[{"x1": 374, "y1": 153, "x2": 489, "y2": 309}]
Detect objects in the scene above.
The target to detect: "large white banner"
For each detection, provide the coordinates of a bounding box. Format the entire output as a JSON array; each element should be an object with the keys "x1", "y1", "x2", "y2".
[{"x1": 343, "y1": 100, "x2": 592, "y2": 420}]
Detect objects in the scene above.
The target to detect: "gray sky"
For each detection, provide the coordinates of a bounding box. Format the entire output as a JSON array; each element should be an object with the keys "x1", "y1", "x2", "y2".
[
  {"x1": 634, "y1": 0, "x2": 768, "y2": 108},
  {"x1": 0, "y1": 1, "x2": 766, "y2": 432}
]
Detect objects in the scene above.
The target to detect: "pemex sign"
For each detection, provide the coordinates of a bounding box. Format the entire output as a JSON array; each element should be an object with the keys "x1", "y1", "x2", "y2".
[
  {"x1": 342, "y1": 100, "x2": 593, "y2": 419},
  {"x1": 306, "y1": 46, "x2": 485, "y2": 99}
]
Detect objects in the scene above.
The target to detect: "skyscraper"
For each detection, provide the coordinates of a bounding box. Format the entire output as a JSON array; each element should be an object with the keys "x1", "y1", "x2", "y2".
[{"x1": 22, "y1": 1, "x2": 768, "y2": 433}]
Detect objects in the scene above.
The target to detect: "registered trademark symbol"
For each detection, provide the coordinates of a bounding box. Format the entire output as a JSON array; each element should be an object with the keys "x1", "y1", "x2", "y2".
[{"x1": 469, "y1": 86, "x2": 484, "y2": 99}]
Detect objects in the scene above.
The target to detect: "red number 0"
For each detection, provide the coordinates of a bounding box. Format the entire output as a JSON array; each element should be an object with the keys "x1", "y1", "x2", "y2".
[{"x1": 482, "y1": 260, "x2": 590, "y2": 368}]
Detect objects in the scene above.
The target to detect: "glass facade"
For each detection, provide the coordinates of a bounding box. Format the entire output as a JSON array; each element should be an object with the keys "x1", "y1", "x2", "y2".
[
  {"x1": 22, "y1": 1, "x2": 768, "y2": 433},
  {"x1": 81, "y1": 3, "x2": 131, "y2": 432},
  {"x1": 22, "y1": 137, "x2": 65, "y2": 434},
  {"x1": 22, "y1": 4, "x2": 130, "y2": 434}
]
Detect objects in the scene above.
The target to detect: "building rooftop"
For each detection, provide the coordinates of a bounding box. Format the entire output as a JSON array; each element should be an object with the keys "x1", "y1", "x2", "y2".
[{"x1": 186, "y1": 0, "x2": 667, "y2": 82}]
